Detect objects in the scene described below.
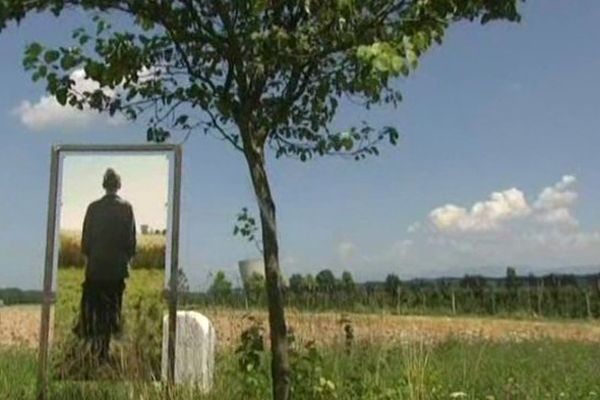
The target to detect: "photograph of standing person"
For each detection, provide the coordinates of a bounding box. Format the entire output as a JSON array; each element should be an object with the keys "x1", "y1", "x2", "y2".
[
  {"x1": 50, "y1": 152, "x2": 172, "y2": 382},
  {"x1": 74, "y1": 168, "x2": 136, "y2": 362}
]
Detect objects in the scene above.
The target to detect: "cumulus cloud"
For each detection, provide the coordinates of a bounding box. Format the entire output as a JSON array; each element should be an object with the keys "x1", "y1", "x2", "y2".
[
  {"x1": 389, "y1": 174, "x2": 600, "y2": 272},
  {"x1": 341, "y1": 175, "x2": 600, "y2": 277},
  {"x1": 429, "y1": 188, "x2": 530, "y2": 233},
  {"x1": 427, "y1": 175, "x2": 583, "y2": 234},
  {"x1": 533, "y1": 175, "x2": 578, "y2": 227},
  {"x1": 13, "y1": 69, "x2": 121, "y2": 131}
]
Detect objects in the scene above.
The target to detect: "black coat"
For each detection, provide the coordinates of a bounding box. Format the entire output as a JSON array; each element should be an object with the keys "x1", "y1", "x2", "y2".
[{"x1": 81, "y1": 194, "x2": 136, "y2": 281}]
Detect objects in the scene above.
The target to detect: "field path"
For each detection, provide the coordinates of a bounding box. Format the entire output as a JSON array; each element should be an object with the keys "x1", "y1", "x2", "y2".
[{"x1": 4, "y1": 305, "x2": 600, "y2": 349}]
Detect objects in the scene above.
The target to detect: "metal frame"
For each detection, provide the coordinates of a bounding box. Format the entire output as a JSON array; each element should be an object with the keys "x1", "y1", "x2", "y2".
[{"x1": 37, "y1": 144, "x2": 182, "y2": 400}]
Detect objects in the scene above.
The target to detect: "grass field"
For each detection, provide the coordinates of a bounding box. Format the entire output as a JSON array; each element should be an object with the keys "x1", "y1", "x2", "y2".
[
  {"x1": 46, "y1": 267, "x2": 165, "y2": 381},
  {"x1": 2, "y1": 338, "x2": 600, "y2": 399},
  {"x1": 3, "y1": 268, "x2": 600, "y2": 399}
]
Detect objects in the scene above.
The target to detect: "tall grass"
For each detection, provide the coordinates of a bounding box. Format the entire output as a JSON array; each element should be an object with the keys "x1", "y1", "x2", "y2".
[
  {"x1": 3, "y1": 338, "x2": 600, "y2": 399},
  {"x1": 52, "y1": 268, "x2": 165, "y2": 382}
]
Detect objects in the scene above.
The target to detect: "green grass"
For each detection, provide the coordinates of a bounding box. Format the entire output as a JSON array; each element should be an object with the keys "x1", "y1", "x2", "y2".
[
  {"x1": 2, "y1": 338, "x2": 600, "y2": 399},
  {"x1": 6, "y1": 268, "x2": 600, "y2": 398},
  {"x1": 52, "y1": 268, "x2": 166, "y2": 381}
]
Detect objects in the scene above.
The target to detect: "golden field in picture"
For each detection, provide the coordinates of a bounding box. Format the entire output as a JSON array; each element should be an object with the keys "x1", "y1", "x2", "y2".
[{"x1": 59, "y1": 230, "x2": 166, "y2": 270}]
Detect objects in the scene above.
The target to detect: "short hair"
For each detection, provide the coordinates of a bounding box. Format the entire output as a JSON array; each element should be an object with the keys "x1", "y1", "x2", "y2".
[{"x1": 102, "y1": 168, "x2": 121, "y2": 191}]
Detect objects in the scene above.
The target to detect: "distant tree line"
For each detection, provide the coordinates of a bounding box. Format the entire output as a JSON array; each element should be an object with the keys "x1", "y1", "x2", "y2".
[
  {"x1": 11, "y1": 265, "x2": 599, "y2": 318},
  {"x1": 183, "y1": 267, "x2": 600, "y2": 319},
  {"x1": 0, "y1": 288, "x2": 43, "y2": 305}
]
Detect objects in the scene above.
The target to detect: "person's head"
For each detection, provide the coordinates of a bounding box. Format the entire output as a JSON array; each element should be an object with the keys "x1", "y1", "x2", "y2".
[{"x1": 102, "y1": 168, "x2": 121, "y2": 194}]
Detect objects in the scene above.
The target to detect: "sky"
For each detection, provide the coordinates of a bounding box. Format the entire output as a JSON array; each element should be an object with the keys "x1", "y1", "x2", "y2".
[
  {"x1": 1, "y1": 2, "x2": 600, "y2": 290},
  {"x1": 59, "y1": 154, "x2": 170, "y2": 232}
]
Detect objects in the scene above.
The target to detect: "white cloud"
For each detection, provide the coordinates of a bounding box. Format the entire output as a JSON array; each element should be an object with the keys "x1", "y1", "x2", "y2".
[
  {"x1": 428, "y1": 175, "x2": 583, "y2": 234},
  {"x1": 536, "y1": 208, "x2": 578, "y2": 227},
  {"x1": 398, "y1": 174, "x2": 600, "y2": 271},
  {"x1": 407, "y1": 222, "x2": 421, "y2": 233},
  {"x1": 533, "y1": 175, "x2": 578, "y2": 227},
  {"x1": 388, "y1": 239, "x2": 413, "y2": 259},
  {"x1": 534, "y1": 175, "x2": 577, "y2": 210},
  {"x1": 13, "y1": 68, "x2": 121, "y2": 131},
  {"x1": 314, "y1": 175, "x2": 598, "y2": 280},
  {"x1": 429, "y1": 188, "x2": 530, "y2": 233},
  {"x1": 337, "y1": 241, "x2": 355, "y2": 263},
  {"x1": 341, "y1": 175, "x2": 600, "y2": 277}
]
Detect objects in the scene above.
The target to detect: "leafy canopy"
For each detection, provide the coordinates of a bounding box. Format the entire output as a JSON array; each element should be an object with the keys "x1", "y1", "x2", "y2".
[{"x1": 0, "y1": 0, "x2": 520, "y2": 160}]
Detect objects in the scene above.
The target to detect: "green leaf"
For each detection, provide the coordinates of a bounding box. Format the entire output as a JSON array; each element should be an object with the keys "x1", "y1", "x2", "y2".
[
  {"x1": 139, "y1": 18, "x2": 154, "y2": 31},
  {"x1": 342, "y1": 137, "x2": 354, "y2": 151},
  {"x1": 373, "y1": 57, "x2": 389, "y2": 72},
  {"x1": 414, "y1": 31, "x2": 429, "y2": 51},
  {"x1": 400, "y1": 63, "x2": 410, "y2": 76},
  {"x1": 26, "y1": 42, "x2": 43, "y2": 58},
  {"x1": 55, "y1": 88, "x2": 68, "y2": 106},
  {"x1": 96, "y1": 19, "x2": 106, "y2": 36},
  {"x1": 43, "y1": 50, "x2": 60, "y2": 64},
  {"x1": 60, "y1": 54, "x2": 77, "y2": 70},
  {"x1": 390, "y1": 56, "x2": 404, "y2": 73},
  {"x1": 78, "y1": 34, "x2": 90, "y2": 46},
  {"x1": 406, "y1": 49, "x2": 418, "y2": 69}
]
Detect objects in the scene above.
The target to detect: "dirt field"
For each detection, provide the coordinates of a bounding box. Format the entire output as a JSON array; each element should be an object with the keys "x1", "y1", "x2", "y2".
[
  {"x1": 0, "y1": 305, "x2": 47, "y2": 348},
  {"x1": 4, "y1": 305, "x2": 600, "y2": 350},
  {"x1": 205, "y1": 308, "x2": 600, "y2": 349}
]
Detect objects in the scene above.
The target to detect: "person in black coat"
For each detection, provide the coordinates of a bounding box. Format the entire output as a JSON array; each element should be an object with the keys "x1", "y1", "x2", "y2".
[{"x1": 75, "y1": 168, "x2": 136, "y2": 362}]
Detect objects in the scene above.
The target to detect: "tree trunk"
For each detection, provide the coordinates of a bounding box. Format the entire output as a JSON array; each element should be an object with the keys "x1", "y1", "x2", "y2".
[{"x1": 243, "y1": 144, "x2": 291, "y2": 400}]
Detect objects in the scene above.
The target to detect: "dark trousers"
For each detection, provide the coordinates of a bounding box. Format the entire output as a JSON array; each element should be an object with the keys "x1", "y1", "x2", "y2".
[{"x1": 74, "y1": 279, "x2": 125, "y2": 362}]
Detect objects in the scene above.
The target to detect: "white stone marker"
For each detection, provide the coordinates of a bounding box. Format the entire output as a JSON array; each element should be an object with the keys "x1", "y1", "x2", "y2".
[{"x1": 161, "y1": 311, "x2": 216, "y2": 392}]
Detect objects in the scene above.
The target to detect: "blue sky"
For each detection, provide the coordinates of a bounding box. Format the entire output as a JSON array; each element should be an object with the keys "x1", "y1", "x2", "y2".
[{"x1": 1, "y1": 2, "x2": 600, "y2": 290}]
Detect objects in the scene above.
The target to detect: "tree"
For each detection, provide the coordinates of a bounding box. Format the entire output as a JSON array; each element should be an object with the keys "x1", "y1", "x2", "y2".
[
  {"x1": 176, "y1": 267, "x2": 190, "y2": 293},
  {"x1": 316, "y1": 269, "x2": 336, "y2": 293},
  {"x1": 505, "y1": 266, "x2": 518, "y2": 310},
  {"x1": 341, "y1": 270, "x2": 356, "y2": 295},
  {"x1": 460, "y1": 275, "x2": 487, "y2": 298},
  {"x1": 304, "y1": 274, "x2": 317, "y2": 293},
  {"x1": 246, "y1": 271, "x2": 266, "y2": 304},
  {"x1": 288, "y1": 273, "x2": 305, "y2": 295},
  {"x1": 0, "y1": 2, "x2": 521, "y2": 398},
  {"x1": 384, "y1": 273, "x2": 401, "y2": 302},
  {"x1": 505, "y1": 266, "x2": 518, "y2": 289},
  {"x1": 208, "y1": 270, "x2": 232, "y2": 301},
  {"x1": 176, "y1": 267, "x2": 190, "y2": 304}
]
